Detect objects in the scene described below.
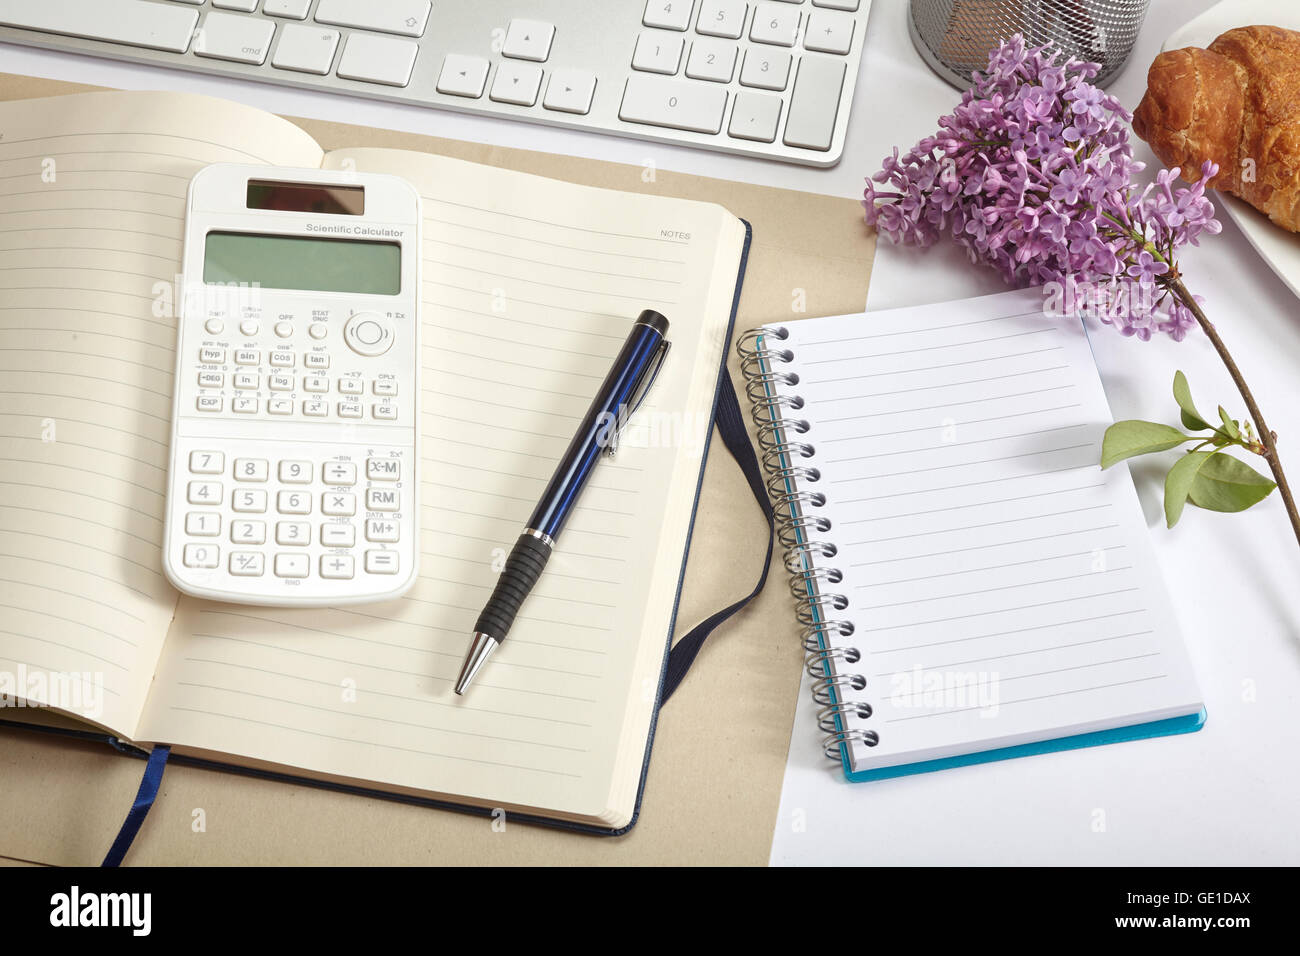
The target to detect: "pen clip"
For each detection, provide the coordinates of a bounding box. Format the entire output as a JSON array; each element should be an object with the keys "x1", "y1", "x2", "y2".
[{"x1": 606, "y1": 337, "x2": 671, "y2": 457}]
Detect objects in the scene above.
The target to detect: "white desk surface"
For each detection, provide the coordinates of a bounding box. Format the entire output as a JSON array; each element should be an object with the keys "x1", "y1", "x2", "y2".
[{"x1": 3, "y1": 0, "x2": 1297, "y2": 865}]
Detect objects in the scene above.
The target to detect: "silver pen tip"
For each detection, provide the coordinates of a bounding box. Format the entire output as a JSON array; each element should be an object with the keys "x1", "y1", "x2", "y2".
[{"x1": 454, "y1": 632, "x2": 499, "y2": 695}]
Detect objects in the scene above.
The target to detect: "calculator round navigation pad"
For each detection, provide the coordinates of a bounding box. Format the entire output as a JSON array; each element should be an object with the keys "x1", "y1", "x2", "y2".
[{"x1": 162, "y1": 164, "x2": 421, "y2": 606}]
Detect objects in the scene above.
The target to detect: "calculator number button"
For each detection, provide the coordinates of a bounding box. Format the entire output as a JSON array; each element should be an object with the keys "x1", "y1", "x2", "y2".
[
  {"x1": 276, "y1": 521, "x2": 311, "y2": 545},
  {"x1": 234, "y1": 458, "x2": 269, "y2": 482},
  {"x1": 185, "y1": 512, "x2": 221, "y2": 536},
  {"x1": 230, "y1": 520, "x2": 266, "y2": 545},
  {"x1": 183, "y1": 543, "x2": 220, "y2": 568},
  {"x1": 233, "y1": 489, "x2": 268, "y2": 513},
  {"x1": 277, "y1": 491, "x2": 312, "y2": 515},
  {"x1": 279, "y1": 460, "x2": 312, "y2": 483},
  {"x1": 187, "y1": 480, "x2": 223, "y2": 505},
  {"x1": 189, "y1": 450, "x2": 225, "y2": 474}
]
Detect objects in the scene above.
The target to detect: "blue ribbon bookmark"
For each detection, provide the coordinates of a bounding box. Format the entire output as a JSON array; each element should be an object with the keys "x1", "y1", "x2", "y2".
[{"x1": 102, "y1": 744, "x2": 171, "y2": 867}]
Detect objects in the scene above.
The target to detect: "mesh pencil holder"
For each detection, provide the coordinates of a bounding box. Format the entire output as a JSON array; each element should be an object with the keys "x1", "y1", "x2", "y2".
[{"x1": 908, "y1": 0, "x2": 1150, "y2": 89}]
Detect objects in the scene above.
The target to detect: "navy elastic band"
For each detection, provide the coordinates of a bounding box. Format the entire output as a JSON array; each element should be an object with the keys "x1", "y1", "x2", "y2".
[{"x1": 102, "y1": 744, "x2": 170, "y2": 867}]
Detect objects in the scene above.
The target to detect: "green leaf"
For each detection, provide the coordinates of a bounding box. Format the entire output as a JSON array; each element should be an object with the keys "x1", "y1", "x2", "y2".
[
  {"x1": 1187, "y1": 452, "x2": 1276, "y2": 513},
  {"x1": 1217, "y1": 406, "x2": 1241, "y2": 440},
  {"x1": 1172, "y1": 371, "x2": 1210, "y2": 431},
  {"x1": 1164, "y1": 451, "x2": 1213, "y2": 527},
  {"x1": 1101, "y1": 420, "x2": 1193, "y2": 469}
]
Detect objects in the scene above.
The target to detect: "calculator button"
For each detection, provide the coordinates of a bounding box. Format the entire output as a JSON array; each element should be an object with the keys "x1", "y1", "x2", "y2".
[
  {"x1": 240, "y1": 320, "x2": 259, "y2": 336},
  {"x1": 322, "y1": 491, "x2": 356, "y2": 516},
  {"x1": 200, "y1": 347, "x2": 226, "y2": 363},
  {"x1": 305, "y1": 353, "x2": 330, "y2": 369},
  {"x1": 270, "y1": 351, "x2": 295, "y2": 367},
  {"x1": 303, "y1": 399, "x2": 329, "y2": 417},
  {"x1": 230, "y1": 519, "x2": 266, "y2": 545},
  {"x1": 196, "y1": 395, "x2": 223, "y2": 412},
  {"x1": 235, "y1": 349, "x2": 260, "y2": 365},
  {"x1": 366, "y1": 517, "x2": 400, "y2": 542},
  {"x1": 278, "y1": 490, "x2": 312, "y2": 514},
  {"x1": 275, "y1": 321, "x2": 294, "y2": 338},
  {"x1": 229, "y1": 551, "x2": 265, "y2": 576},
  {"x1": 187, "y1": 480, "x2": 223, "y2": 505},
  {"x1": 367, "y1": 458, "x2": 401, "y2": 481},
  {"x1": 234, "y1": 371, "x2": 259, "y2": 389},
  {"x1": 268, "y1": 398, "x2": 293, "y2": 415},
  {"x1": 269, "y1": 373, "x2": 294, "y2": 391},
  {"x1": 323, "y1": 462, "x2": 358, "y2": 485},
  {"x1": 309, "y1": 323, "x2": 328, "y2": 340},
  {"x1": 366, "y1": 488, "x2": 400, "y2": 511},
  {"x1": 338, "y1": 377, "x2": 363, "y2": 395},
  {"x1": 279, "y1": 460, "x2": 312, "y2": 483},
  {"x1": 373, "y1": 379, "x2": 398, "y2": 396},
  {"x1": 373, "y1": 404, "x2": 398, "y2": 421},
  {"x1": 320, "y1": 554, "x2": 355, "y2": 579},
  {"x1": 304, "y1": 376, "x2": 329, "y2": 392},
  {"x1": 198, "y1": 370, "x2": 225, "y2": 388},
  {"x1": 276, "y1": 521, "x2": 311, "y2": 545},
  {"x1": 365, "y1": 550, "x2": 400, "y2": 574},
  {"x1": 189, "y1": 450, "x2": 225, "y2": 474},
  {"x1": 204, "y1": 318, "x2": 224, "y2": 335},
  {"x1": 232, "y1": 489, "x2": 268, "y2": 513},
  {"x1": 321, "y1": 523, "x2": 356, "y2": 547},
  {"x1": 233, "y1": 396, "x2": 258, "y2": 414},
  {"x1": 338, "y1": 401, "x2": 363, "y2": 418},
  {"x1": 274, "y1": 553, "x2": 310, "y2": 578},
  {"x1": 234, "y1": 458, "x2": 269, "y2": 482},
  {"x1": 185, "y1": 512, "x2": 221, "y2": 536},
  {"x1": 183, "y1": 543, "x2": 220, "y2": 568},
  {"x1": 343, "y1": 312, "x2": 394, "y2": 356}
]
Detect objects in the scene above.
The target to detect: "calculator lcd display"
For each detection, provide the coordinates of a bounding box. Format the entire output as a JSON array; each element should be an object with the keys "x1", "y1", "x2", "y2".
[
  {"x1": 203, "y1": 232, "x2": 401, "y2": 294},
  {"x1": 246, "y1": 179, "x2": 364, "y2": 215}
]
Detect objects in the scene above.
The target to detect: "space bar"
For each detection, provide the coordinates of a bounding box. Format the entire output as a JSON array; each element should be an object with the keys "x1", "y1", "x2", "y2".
[{"x1": 0, "y1": 0, "x2": 199, "y2": 54}]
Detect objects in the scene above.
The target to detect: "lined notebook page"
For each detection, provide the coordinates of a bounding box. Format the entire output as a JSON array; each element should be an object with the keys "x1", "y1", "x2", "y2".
[
  {"x1": 0, "y1": 92, "x2": 324, "y2": 734},
  {"x1": 777, "y1": 288, "x2": 1202, "y2": 773},
  {"x1": 138, "y1": 148, "x2": 742, "y2": 826}
]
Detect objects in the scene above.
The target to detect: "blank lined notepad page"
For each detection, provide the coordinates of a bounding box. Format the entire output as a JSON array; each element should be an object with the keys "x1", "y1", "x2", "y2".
[
  {"x1": 784, "y1": 288, "x2": 1203, "y2": 773},
  {"x1": 0, "y1": 93, "x2": 323, "y2": 734}
]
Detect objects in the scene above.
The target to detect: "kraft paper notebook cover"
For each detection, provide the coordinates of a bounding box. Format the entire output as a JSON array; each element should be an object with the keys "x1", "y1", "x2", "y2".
[
  {"x1": 0, "y1": 88, "x2": 753, "y2": 835},
  {"x1": 739, "y1": 288, "x2": 1206, "y2": 782}
]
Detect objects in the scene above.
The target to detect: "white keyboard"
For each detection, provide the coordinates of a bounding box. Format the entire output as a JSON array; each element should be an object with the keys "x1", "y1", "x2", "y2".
[{"x1": 0, "y1": 0, "x2": 872, "y2": 166}]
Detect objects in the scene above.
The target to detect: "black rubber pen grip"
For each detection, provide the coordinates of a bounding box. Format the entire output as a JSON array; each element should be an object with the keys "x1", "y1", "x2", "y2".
[{"x1": 474, "y1": 533, "x2": 552, "y2": 641}]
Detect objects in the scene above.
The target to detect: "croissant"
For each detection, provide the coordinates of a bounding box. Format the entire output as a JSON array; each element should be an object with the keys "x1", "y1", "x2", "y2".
[{"x1": 1132, "y1": 25, "x2": 1300, "y2": 232}]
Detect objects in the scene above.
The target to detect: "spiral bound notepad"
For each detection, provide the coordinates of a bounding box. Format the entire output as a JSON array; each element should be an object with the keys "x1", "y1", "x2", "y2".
[{"x1": 739, "y1": 288, "x2": 1206, "y2": 781}]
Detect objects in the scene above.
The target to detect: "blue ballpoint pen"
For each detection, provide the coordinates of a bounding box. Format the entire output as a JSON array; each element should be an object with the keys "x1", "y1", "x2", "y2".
[{"x1": 454, "y1": 310, "x2": 672, "y2": 694}]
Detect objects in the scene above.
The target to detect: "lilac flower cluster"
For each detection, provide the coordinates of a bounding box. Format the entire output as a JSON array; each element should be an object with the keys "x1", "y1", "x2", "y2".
[{"x1": 863, "y1": 35, "x2": 1222, "y2": 340}]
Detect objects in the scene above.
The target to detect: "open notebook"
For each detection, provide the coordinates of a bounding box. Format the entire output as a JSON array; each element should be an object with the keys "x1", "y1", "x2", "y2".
[
  {"x1": 740, "y1": 288, "x2": 1205, "y2": 781},
  {"x1": 0, "y1": 91, "x2": 750, "y2": 832}
]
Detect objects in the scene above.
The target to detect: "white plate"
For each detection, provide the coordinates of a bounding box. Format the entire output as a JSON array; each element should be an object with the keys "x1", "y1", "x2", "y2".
[{"x1": 1162, "y1": 0, "x2": 1300, "y2": 299}]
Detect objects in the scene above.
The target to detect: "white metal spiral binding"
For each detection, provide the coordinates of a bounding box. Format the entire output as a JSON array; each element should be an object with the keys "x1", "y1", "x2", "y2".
[{"x1": 736, "y1": 326, "x2": 878, "y2": 762}]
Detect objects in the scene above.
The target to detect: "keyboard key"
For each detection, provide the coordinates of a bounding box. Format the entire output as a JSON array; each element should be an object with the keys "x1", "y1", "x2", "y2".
[
  {"x1": 278, "y1": 490, "x2": 312, "y2": 515},
  {"x1": 272, "y1": 24, "x2": 339, "y2": 75},
  {"x1": 729, "y1": 90, "x2": 782, "y2": 142},
  {"x1": 620, "y1": 75, "x2": 727, "y2": 134},
  {"x1": 187, "y1": 481, "x2": 222, "y2": 505},
  {"x1": 269, "y1": 351, "x2": 294, "y2": 367},
  {"x1": 232, "y1": 489, "x2": 267, "y2": 513},
  {"x1": 633, "y1": 32, "x2": 684, "y2": 74},
  {"x1": 314, "y1": 0, "x2": 429, "y2": 37},
  {"x1": 490, "y1": 61, "x2": 543, "y2": 107},
  {"x1": 643, "y1": 0, "x2": 694, "y2": 31},
  {"x1": 543, "y1": 69, "x2": 597, "y2": 114},
  {"x1": 186, "y1": 512, "x2": 221, "y2": 537},
  {"x1": 234, "y1": 458, "x2": 269, "y2": 482},
  {"x1": 740, "y1": 48, "x2": 791, "y2": 89},
  {"x1": 784, "y1": 55, "x2": 844, "y2": 150},
  {"x1": 502, "y1": 18, "x2": 554, "y2": 62},
  {"x1": 366, "y1": 517, "x2": 400, "y2": 542},
  {"x1": 336, "y1": 33, "x2": 418, "y2": 87},
  {"x1": 189, "y1": 450, "x2": 225, "y2": 474},
  {"x1": 323, "y1": 462, "x2": 358, "y2": 485},
  {"x1": 0, "y1": 0, "x2": 199, "y2": 54},
  {"x1": 233, "y1": 396, "x2": 258, "y2": 414},
  {"x1": 183, "y1": 543, "x2": 219, "y2": 568},
  {"x1": 365, "y1": 550, "x2": 400, "y2": 574},
  {"x1": 322, "y1": 524, "x2": 356, "y2": 547},
  {"x1": 196, "y1": 395, "x2": 223, "y2": 412},
  {"x1": 268, "y1": 398, "x2": 294, "y2": 415},
  {"x1": 697, "y1": 0, "x2": 747, "y2": 39},
  {"x1": 264, "y1": 0, "x2": 312, "y2": 18},
  {"x1": 234, "y1": 371, "x2": 258, "y2": 389},
  {"x1": 235, "y1": 349, "x2": 260, "y2": 365},
  {"x1": 812, "y1": 0, "x2": 859, "y2": 9},
  {"x1": 366, "y1": 487, "x2": 400, "y2": 512},
  {"x1": 274, "y1": 553, "x2": 310, "y2": 578},
  {"x1": 750, "y1": 3, "x2": 800, "y2": 45},
  {"x1": 323, "y1": 491, "x2": 357, "y2": 516},
  {"x1": 367, "y1": 458, "x2": 401, "y2": 480},
  {"x1": 229, "y1": 551, "x2": 265, "y2": 576},
  {"x1": 437, "y1": 54, "x2": 489, "y2": 98},
  {"x1": 200, "y1": 347, "x2": 225, "y2": 363},
  {"x1": 685, "y1": 37, "x2": 737, "y2": 82},
  {"x1": 276, "y1": 521, "x2": 311, "y2": 545},
  {"x1": 194, "y1": 11, "x2": 275, "y2": 65},
  {"x1": 213, "y1": 0, "x2": 257, "y2": 10},
  {"x1": 805, "y1": 10, "x2": 854, "y2": 54},
  {"x1": 320, "y1": 554, "x2": 355, "y2": 579},
  {"x1": 230, "y1": 520, "x2": 266, "y2": 545}
]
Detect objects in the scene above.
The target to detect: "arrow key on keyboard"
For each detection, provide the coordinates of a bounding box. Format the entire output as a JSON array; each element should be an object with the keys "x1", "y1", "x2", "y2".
[
  {"x1": 490, "y1": 61, "x2": 543, "y2": 106},
  {"x1": 437, "y1": 54, "x2": 489, "y2": 98},
  {"x1": 543, "y1": 69, "x2": 597, "y2": 114}
]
